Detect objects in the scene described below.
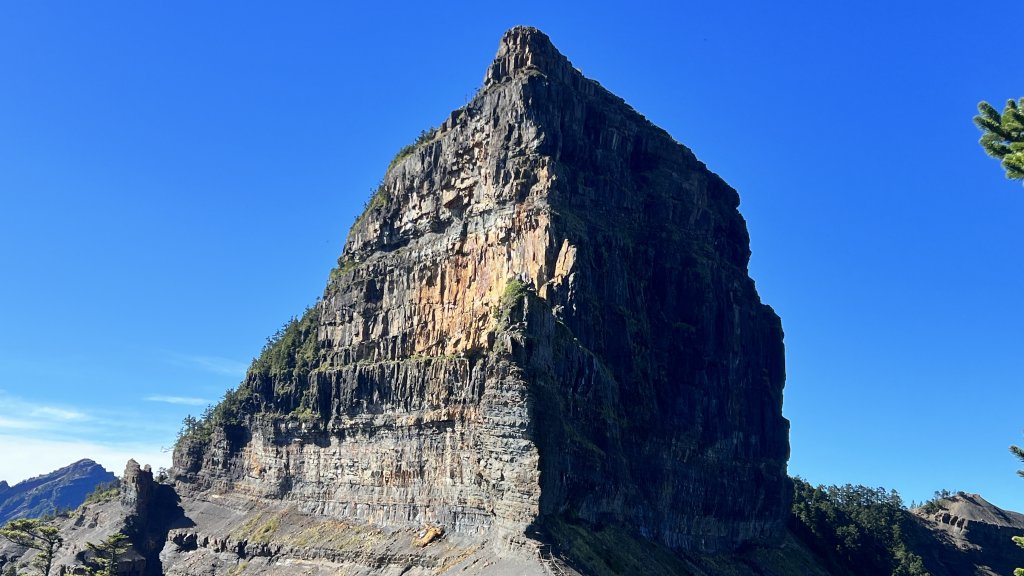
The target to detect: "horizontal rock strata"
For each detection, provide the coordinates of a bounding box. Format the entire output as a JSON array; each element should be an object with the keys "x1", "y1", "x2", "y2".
[{"x1": 173, "y1": 25, "x2": 789, "y2": 555}]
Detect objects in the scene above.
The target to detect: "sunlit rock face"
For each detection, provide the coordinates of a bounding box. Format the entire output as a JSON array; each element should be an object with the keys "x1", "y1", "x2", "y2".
[{"x1": 172, "y1": 26, "x2": 790, "y2": 554}]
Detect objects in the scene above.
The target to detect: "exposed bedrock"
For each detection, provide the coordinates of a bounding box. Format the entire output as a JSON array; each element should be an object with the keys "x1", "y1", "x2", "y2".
[{"x1": 172, "y1": 25, "x2": 789, "y2": 554}]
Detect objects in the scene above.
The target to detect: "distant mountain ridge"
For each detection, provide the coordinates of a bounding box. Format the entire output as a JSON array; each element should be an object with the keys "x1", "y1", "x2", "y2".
[{"x1": 0, "y1": 459, "x2": 116, "y2": 523}]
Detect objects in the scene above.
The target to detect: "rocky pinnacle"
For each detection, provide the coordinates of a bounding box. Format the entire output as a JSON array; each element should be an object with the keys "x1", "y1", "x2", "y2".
[
  {"x1": 173, "y1": 26, "x2": 790, "y2": 554},
  {"x1": 485, "y1": 27, "x2": 578, "y2": 86}
]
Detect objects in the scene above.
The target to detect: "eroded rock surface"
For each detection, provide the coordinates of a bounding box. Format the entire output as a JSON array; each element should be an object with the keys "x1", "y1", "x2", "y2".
[
  {"x1": 158, "y1": 494, "x2": 567, "y2": 576},
  {"x1": 171, "y1": 26, "x2": 789, "y2": 561},
  {"x1": 910, "y1": 493, "x2": 1024, "y2": 576}
]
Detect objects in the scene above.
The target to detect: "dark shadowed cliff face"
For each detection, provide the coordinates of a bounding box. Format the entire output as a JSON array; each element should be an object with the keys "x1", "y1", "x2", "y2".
[{"x1": 173, "y1": 26, "x2": 789, "y2": 554}]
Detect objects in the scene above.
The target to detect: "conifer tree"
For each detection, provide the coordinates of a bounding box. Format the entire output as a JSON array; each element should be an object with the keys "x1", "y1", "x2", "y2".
[
  {"x1": 974, "y1": 98, "x2": 1024, "y2": 182},
  {"x1": 83, "y1": 533, "x2": 130, "y2": 576},
  {"x1": 0, "y1": 518, "x2": 63, "y2": 576}
]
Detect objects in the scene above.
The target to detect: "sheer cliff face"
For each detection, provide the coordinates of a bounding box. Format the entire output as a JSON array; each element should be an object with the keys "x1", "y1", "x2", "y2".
[{"x1": 173, "y1": 27, "x2": 789, "y2": 553}]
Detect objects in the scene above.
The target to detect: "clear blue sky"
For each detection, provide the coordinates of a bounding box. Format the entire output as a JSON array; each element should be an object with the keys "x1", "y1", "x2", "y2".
[{"x1": 2, "y1": 2, "x2": 1022, "y2": 511}]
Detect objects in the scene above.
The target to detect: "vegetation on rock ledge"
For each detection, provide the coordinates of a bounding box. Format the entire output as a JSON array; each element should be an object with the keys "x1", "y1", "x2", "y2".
[
  {"x1": 249, "y1": 305, "x2": 319, "y2": 381},
  {"x1": 82, "y1": 481, "x2": 120, "y2": 506},
  {"x1": 913, "y1": 489, "x2": 959, "y2": 515},
  {"x1": 328, "y1": 256, "x2": 360, "y2": 285},
  {"x1": 387, "y1": 127, "x2": 437, "y2": 172},
  {"x1": 495, "y1": 278, "x2": 529, "y2": 326},
  {"x1": 175, "y1": 305, "x2": 320, "y2": 449},
  {"x1": 354, "y1": 127, "x2": 437, "y2": 225}
]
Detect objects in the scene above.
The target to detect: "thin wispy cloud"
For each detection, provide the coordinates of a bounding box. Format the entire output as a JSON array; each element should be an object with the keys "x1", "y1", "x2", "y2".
[
  {"x1": 0, "y1": 391, "x2": 175, "y2": 483},
  {"x1": 0, "y1": 391, "x2": 92, "y2": 429},
  {"x1": 0, "y1": 434, "x2": 170, "y2": 485},
  {"x1": 0, "y1": 390, "x2": 164, "y2": 443},
  {"x1": 0, "y1": 416, "x2": 44, "y2": 430},
  {"x1": 165, "y1": 353, "x2": 248, "y2": 376},
  {"x1": 30, "y1": 406, "x2": 88, "y2": 421},
  {"x1": 145, "y1": 395, "x2": 209, "y2": 406}
]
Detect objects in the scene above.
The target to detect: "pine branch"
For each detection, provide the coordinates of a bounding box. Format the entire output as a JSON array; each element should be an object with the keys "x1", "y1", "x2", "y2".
[{"x1": 975, "y1": 98, "x2": 1024, "y2": 182}]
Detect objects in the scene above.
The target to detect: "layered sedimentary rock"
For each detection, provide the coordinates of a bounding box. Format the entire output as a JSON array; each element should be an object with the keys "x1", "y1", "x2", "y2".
[
  {"x1": 173, "y1": 26, "x2": 789, "y2": 554},
  {"x1": 910, "y1": 493, "x2": 1024, "y2": 576}
]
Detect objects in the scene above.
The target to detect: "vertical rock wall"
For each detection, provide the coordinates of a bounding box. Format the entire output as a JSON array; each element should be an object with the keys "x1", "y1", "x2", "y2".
[{"x1": 173, "y1": 26, "x2": 789, "y2": 553}]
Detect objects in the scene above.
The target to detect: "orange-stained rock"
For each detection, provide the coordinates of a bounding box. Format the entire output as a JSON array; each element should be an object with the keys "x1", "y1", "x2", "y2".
[{"x1": 172, "y1": 26, "x2": 789, "y2": 555}]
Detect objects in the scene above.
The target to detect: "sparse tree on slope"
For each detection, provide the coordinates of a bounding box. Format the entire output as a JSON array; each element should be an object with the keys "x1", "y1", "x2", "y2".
[
  {"x1": 83, "y1": 532, "x2": 130, "y2": 576},
  {"x1": 974, "y1": 98, "x2": 1024, "y2": 182},
  {"x1": 0, "y1": 518, "x2": 63, "y2": 576}
]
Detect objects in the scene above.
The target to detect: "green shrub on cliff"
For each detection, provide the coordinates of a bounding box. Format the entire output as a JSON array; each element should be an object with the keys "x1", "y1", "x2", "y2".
[
  {"x1": 353, "y1": 127, "x2": 438, "y2": 225},
  {"x1": 250, "y1": 305, "x2": 319, "y2": 380},
  {"x1": 328, "y1": 256, "x2": 360, "y2": 284},
  {"x1": 175, "y1": 306, "x2": 319, "y2": 450},
  {"x1": 495, "y1": 279, "x2": 529, "y2": 325},
  {"x1": 387, "y1": 128, "x2": 437, "y2": 172},
  {"x1": 82, "y1": 481, "x2": 120, "y2": 506},
  {"x1": 174, "y1": 386, "x2": 253, "y2": 449},
  {"x1": 356, "y1": 180, "x2": 388, "y2": 224}
]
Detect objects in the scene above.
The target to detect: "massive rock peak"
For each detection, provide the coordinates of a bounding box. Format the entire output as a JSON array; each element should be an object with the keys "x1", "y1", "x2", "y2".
[
  {"x1": 485, "y1": 26, "x2": 578, "y2": 86},
  {"x1": 172, "y1": 26, "x2": 790, "y2": 557}
]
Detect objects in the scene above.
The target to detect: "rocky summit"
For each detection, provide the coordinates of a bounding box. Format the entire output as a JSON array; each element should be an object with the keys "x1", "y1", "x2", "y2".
[
  {"x1": 4, "y1": 27, "x2": 795, "y2": 576},
  {"x1": 172, "y1": 24, "x2": 789, "y2": 560}
]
